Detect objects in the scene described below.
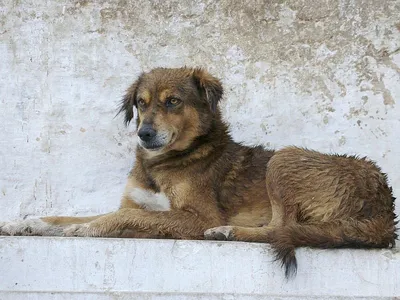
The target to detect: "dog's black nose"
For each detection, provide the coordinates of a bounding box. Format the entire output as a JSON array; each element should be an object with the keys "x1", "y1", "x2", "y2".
[{"x1": 138, "y1": 124, "x2": 157, "y2": 142}]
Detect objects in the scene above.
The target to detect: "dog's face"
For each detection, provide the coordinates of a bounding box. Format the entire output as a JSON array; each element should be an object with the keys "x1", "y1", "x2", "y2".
[{"x1": 118, "y1": 67, "x2": 223, "y2": 155}]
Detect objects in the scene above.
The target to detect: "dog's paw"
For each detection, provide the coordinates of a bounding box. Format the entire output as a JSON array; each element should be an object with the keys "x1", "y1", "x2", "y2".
[
  {"x1": 63, "y1": 223, "x2": 101, "y2": 237},
  {"x1": 0, "y1": 219, "x2": 63, "y2": 236},
  {"x1": 204, "y1": 226, "x2": 235, "y2": 241},
  {"x1": 0, "y1": 222, "x2": 8, "y2": 235},
  {"x1": 1, "y1": 221, "x2": 29, "y2": 236}
]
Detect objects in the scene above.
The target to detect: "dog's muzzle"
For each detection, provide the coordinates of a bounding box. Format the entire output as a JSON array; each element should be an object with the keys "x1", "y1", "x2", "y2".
[
  {"x1": 137, "y1": 124, "x2": 168, "y2": 150},
  {"x1": 138, "y1": 124, "x2": 156, "y2": 142}
]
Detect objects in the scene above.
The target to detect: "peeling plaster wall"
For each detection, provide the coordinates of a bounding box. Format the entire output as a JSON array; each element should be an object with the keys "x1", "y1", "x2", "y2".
[{"x1": 0, "y1": 0, "x2": 399, "y2": 221}]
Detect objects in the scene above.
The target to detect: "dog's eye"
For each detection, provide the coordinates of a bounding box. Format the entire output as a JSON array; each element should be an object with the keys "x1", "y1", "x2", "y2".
[
  {"x1": 166, "y1": 98, "x2": 181, "y2": 107},
  {"x1": 137, "y1": 99, "x2": 146, "y2": 107}
]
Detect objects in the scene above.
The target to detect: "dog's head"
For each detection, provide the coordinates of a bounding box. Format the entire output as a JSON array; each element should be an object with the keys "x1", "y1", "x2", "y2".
[{"x1": 118, "y1": 67, "x2": 223, "y2": 155}]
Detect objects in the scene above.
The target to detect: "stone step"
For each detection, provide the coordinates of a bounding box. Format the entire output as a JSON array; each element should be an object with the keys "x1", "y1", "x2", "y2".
[{"x1": 1, "y1": 237, "x2": 399, "y2": 299}]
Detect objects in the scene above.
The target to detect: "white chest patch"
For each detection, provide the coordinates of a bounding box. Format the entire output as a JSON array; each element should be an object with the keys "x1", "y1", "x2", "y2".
[{"x1": 129, "y1": 188, "x2": 171, "y2": 211}]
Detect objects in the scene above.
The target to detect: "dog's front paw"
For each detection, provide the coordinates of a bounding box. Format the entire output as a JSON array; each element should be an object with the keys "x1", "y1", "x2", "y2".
[
  {"x1": 0, "y1": 219, "x2": 63, "y2": 236},
  {"x1": 204, "y1": 226, "x2": 235, "y2": 241},
  {"x1": 63, "y1": 223, "x2": 104, "y2": 237},
  {"x1": 0, "y1": 222, "x2": 8, "y2": 235},
  {"x1": 1, "y1": 221, "x2": 29, "y2": 236},
  {"x1": 64, "y1": 222, "x2": 106, "y2": 237}
]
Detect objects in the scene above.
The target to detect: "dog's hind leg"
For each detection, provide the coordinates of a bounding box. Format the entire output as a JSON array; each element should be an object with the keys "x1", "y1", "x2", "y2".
[
  {"x1": 0, "y1": 214, "x2": 107, "y2": 236},
  {"x1": 204, "y1": 158, "x2": 288, "y2": 242}
]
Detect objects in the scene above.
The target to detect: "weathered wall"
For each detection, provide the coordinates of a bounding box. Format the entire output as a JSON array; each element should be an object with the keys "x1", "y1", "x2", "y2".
[{"x1": 1, "y1": 0, "x2": 399, "y2": 220}]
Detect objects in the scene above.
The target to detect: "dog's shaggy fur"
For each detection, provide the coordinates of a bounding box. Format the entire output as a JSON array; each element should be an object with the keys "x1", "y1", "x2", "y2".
[{"x1": 1, "y1": 67, "x2": 397, "y2": 278}]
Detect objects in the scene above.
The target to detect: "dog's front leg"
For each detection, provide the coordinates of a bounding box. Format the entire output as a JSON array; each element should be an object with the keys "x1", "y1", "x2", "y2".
[{"x1": 64, "y1": 208, "x2": 221, "y2": 239}]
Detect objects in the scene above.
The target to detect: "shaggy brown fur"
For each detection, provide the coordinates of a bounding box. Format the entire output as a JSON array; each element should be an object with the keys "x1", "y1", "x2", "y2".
[{"x1": 1, "y1": 67, "x2": 397, "y2": 278}]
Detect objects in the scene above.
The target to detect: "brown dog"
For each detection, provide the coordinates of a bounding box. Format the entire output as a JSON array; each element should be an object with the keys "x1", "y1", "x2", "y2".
[{"x1": 1, "y1": 67, "x2": 397, "y2": 278}]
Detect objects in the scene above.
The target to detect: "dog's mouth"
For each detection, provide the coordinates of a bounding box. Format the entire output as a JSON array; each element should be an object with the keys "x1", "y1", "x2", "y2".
[
  {"x1": 141, "y1": 143, "x2": 165, "y2": 151},
  {"x1": 138, "y1": 132, "x2": 174, "y2": 152}
]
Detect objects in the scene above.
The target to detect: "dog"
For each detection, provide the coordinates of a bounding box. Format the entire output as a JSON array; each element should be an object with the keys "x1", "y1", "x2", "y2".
[{"x1": 1, "y1": 67, "x2": 397, "y2": 278}]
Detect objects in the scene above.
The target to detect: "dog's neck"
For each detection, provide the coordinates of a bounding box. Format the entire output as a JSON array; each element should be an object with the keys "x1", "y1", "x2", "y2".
[{"x1": 136, "y1": 113, "x2": 231, "y2": 169}]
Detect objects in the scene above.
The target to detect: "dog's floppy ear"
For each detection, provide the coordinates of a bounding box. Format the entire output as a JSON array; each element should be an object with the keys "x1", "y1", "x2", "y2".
[
  {"x1": 117, "y1": 80, "x2": 139, "y2": 126},
  {"x1": 192, "y1": 68, "x2": 223, "y2": 113}
]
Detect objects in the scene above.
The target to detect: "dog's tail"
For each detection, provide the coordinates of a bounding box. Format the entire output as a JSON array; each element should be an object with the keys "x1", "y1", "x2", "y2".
[{"x1": 270, "y1": 215, "x2": 398, "y2": 279}]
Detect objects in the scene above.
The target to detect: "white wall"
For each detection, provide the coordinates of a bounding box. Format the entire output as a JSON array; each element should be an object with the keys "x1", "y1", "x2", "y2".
[{"x1": 1, "y1": 0, "x2": 399, "y2": 221}]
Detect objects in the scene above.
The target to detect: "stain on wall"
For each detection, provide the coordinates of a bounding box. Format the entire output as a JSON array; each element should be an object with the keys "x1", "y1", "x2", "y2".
[{"x1": 0, "y1": 0, "x2": 399, "y2": 220}]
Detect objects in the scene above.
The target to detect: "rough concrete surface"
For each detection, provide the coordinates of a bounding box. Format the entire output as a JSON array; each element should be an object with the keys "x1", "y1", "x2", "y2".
[{"x1": 1, "y1": 237, "x2": 400, "y2": 299}]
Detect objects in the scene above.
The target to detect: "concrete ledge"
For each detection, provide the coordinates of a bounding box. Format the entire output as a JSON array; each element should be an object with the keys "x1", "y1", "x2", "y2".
[{"x1": 1, "y1": 237, "x2": 399, "y2": 299}]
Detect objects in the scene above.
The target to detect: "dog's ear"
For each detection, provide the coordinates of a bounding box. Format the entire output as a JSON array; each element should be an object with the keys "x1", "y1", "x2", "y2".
[
  {"x1": 117, "y1": 81, "x2": 139, "y2": 126},
  {"x1": 192, "y1": 68, "x2": 223, "y2": 113}
]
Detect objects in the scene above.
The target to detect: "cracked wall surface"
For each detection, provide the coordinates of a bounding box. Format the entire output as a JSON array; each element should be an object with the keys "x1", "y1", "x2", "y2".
[{"x1": 0, "y1": 0, "x2": 399, "y2": 221}]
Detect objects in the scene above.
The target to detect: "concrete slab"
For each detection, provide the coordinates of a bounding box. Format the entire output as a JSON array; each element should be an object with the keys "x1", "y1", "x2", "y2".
[{"x1": 1, "y1": 237, "x2": 399, "y2": 299}]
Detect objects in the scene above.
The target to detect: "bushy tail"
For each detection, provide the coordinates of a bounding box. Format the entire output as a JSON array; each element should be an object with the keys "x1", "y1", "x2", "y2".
[{"x1": 269, "y1": 216, "x2": 398, "y2": 279}]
